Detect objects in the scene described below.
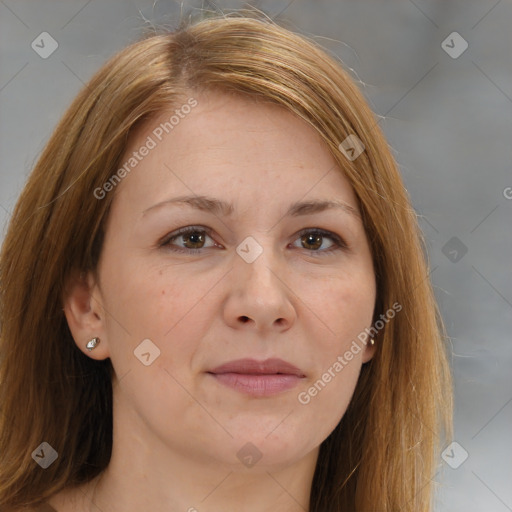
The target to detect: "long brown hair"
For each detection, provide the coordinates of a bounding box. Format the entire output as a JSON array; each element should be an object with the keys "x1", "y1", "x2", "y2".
[{"x1": 0, "y1": 10, "x2": 452, "y2": 511}]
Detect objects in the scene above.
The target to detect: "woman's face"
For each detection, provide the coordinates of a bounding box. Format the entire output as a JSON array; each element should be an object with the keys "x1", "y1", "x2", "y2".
[{"x1": 78, "y1": 90, "x2": 376, "y2": 472}]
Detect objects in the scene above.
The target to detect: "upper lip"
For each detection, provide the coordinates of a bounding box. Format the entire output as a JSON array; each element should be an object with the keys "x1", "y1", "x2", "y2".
[{"x1": 208, "y1": 358, "x2": 306, "y2": 377}]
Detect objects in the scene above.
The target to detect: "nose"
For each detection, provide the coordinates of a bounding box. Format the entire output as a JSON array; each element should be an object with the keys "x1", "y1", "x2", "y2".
[{"x1": 222, "y1": 244, "x2": 297, "y2": 334}]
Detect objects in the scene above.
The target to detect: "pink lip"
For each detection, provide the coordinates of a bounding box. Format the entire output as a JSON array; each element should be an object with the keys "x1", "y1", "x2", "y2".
[{"x1": 207, "y1": 358, "x2": 306, "y2": 397}]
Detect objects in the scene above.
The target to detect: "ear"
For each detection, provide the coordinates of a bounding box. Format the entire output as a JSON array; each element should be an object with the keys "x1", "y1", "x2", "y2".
[{"x1": 63, "y1": 270, "x2": 111, "y2": 360}]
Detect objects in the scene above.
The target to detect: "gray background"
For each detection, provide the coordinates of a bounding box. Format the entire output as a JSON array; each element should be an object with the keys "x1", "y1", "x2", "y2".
[{"x1": 1, "y1": 0, "x2": 511, "y2": 510}]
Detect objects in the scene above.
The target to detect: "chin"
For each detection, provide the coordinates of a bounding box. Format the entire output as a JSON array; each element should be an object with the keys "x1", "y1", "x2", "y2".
[{"x1": 218, "y1": 428, "x2": 316, "y2": 471}]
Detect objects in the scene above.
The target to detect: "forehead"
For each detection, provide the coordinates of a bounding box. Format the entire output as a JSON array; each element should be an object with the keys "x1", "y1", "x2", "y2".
[{"x1": 112, "y1": 89, "x2": 358, "y2": 218}]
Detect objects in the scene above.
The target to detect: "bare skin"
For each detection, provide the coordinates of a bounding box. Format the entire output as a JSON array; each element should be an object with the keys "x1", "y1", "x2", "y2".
[{"x1": 53, "y1": 89, "x2": 376, "y2": 511}]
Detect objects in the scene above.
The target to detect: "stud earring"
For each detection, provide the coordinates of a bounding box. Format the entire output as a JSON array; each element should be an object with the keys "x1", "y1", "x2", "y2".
[
  {"x1": 86, "y1": 337, "x2": 100, "y2": 351},
  {"x1": 369, "y1": 338, "x2": 375, "y2": 346}
]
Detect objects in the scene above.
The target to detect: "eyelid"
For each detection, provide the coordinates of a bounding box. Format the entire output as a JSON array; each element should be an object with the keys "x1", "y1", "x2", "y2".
[
  {"x1": 158, "y1": 225, "x2": 220, "y2": 250},
  {"x1": 294, "y1": 227, "x2": 348, "y2": 252}
]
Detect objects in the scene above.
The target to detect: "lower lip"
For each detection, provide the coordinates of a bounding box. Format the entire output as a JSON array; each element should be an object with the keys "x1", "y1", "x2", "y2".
[{"x1": 209, "y1": 372, "x2": 303, "y2": 397}]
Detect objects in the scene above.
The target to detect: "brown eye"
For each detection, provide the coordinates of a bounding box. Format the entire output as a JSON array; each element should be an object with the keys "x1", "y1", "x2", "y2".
[
  {"x1": 181, "y1": 231, "x2": 206, "y2": 249},
  {"x1": 161, "y1": 227, "x2": 217, "y2": 253},
  {"x1": 292, "y1": 228, "x2": 347, "y2": 255},
  {"x1": 301, "y1": 233, "x2": 323, "y2": 251}
]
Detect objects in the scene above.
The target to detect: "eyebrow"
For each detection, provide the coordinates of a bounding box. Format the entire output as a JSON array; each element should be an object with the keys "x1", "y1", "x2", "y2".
[{"x1": 142, "y1": 194, "x2": 360, "y2": 219}]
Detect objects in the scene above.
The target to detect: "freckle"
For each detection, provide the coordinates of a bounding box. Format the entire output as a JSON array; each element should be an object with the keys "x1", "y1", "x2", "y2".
[{"x1": 161, "y1": 290, "x2": 165, "y2": 295}]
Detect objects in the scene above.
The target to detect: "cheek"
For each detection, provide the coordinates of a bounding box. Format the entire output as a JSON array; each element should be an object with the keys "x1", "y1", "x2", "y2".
[
  {"x1": 100, "y1": 261, "x2": 223, "y2": 378},
  {"x1": 101, "y1": 260, "x2": 207, "y2": 336},
  {"x1": 295, "y1": 357, "x2": 362, "y2": 447},
  {"x1": 294, "y1": 270, "x2": 374, "y2": 424},
  {"x1": 311, "y1": 268, "x2": 376, "y2": 346}
]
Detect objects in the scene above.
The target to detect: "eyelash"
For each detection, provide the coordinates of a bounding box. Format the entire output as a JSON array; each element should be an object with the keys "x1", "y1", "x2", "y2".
[{"x1": 159, "y1": 226, "x2": 348, "y2": 256}]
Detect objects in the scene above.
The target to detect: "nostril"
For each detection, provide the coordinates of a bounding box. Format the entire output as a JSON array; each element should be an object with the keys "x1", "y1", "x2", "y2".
[{"x1": 240, "y1": 316, "x2": 250, "y2": 323}]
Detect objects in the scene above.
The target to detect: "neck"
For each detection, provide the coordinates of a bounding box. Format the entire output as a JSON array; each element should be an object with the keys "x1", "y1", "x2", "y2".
[
  {"x1": 60, "y1": 392, "x2": 319, "y2": 511},
  {"x1": 91, "y1": 450, "x2": 317, "y2": 511}
]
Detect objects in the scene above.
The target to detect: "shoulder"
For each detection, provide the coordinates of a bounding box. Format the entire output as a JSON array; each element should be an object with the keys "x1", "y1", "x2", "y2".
[{"x1": 7, "y1": 478, "x2": 96, "y2": 512}]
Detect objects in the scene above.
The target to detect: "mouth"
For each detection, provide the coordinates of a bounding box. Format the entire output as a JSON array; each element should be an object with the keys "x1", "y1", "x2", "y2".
[{"x1": 206, "y1": 358, "x2": 306, "y2": 397}]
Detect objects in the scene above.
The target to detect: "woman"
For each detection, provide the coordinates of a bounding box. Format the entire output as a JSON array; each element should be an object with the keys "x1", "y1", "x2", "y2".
[{"x1": 0, "y1": 11, "x2": 452, "y2": 511}]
